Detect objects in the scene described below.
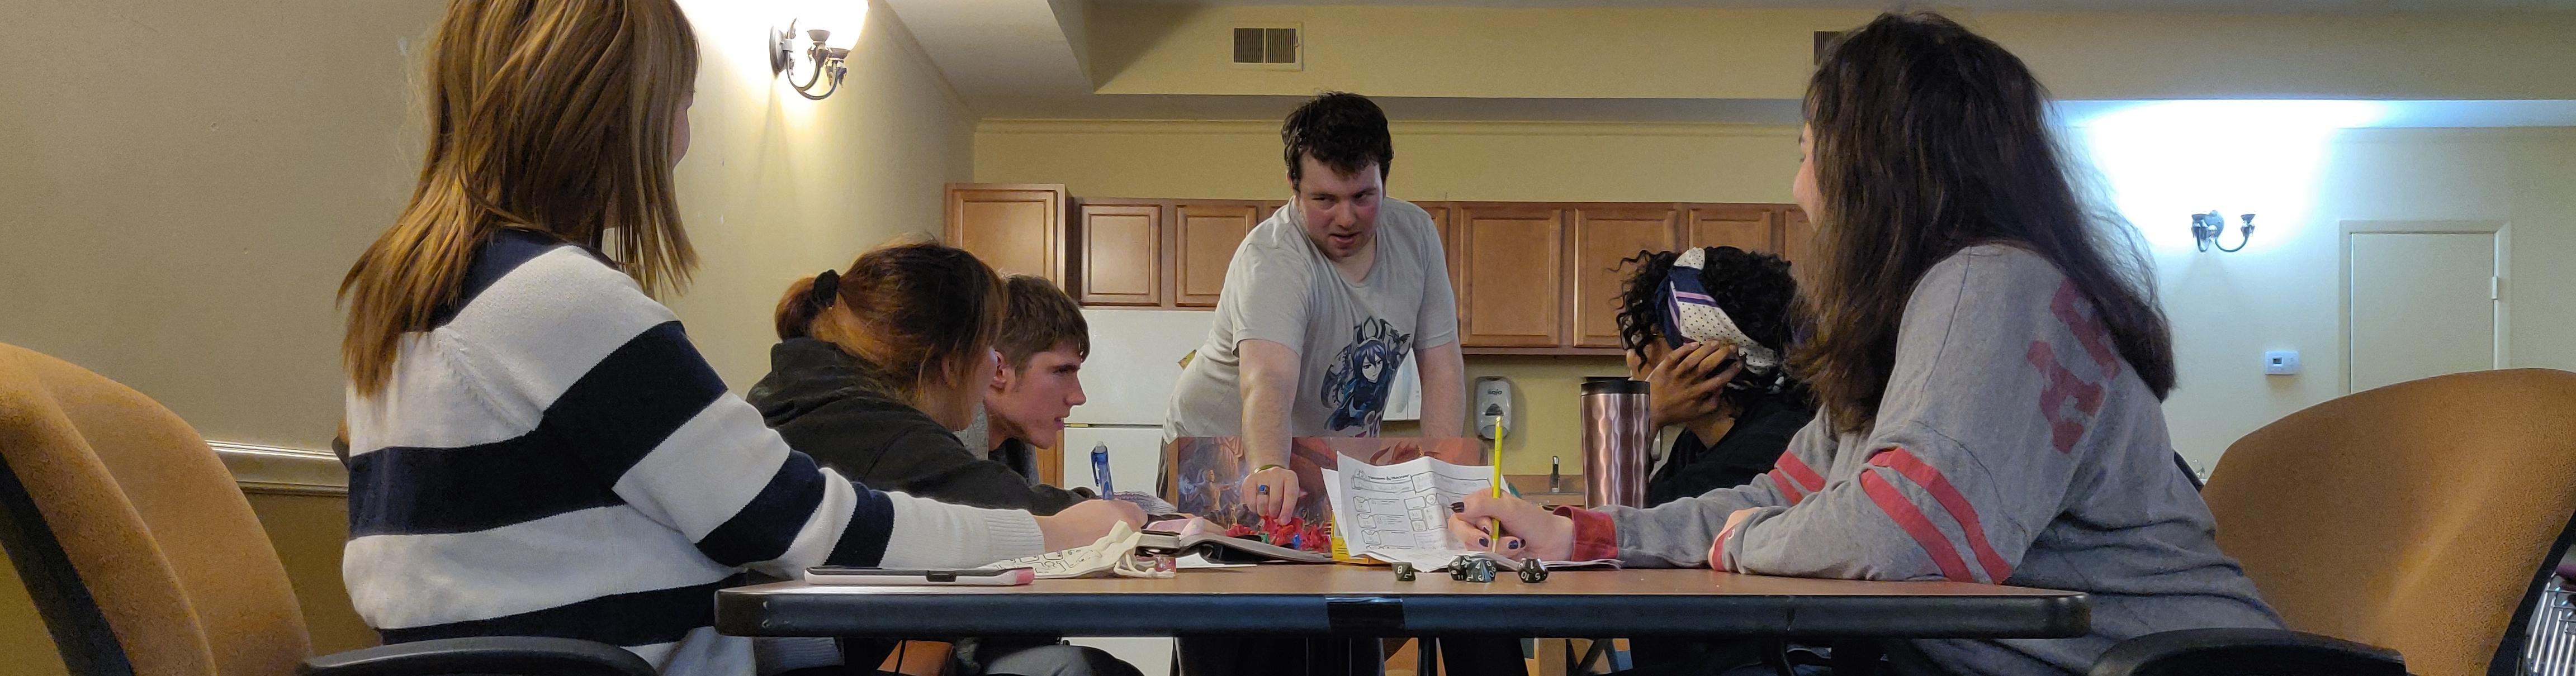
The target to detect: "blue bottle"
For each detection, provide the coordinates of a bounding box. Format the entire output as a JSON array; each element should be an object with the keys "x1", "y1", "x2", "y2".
[{"x1": 1090, "y1": 442, "x2": 1113, "y2": 495}]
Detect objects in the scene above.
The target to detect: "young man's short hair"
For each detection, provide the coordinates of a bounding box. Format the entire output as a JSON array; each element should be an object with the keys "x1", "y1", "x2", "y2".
[
  {"x1": 1281, "y1": 92, "x2": 1394, "y2": 185},
  {"x1": 996, "y1": 275, "x2": 1089, "y2": 370}
]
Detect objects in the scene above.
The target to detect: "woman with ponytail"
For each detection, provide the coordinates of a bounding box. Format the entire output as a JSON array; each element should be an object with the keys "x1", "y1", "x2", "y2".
[{"x1": 746, "y1": 242, "x2": 1140, "y2": 676}]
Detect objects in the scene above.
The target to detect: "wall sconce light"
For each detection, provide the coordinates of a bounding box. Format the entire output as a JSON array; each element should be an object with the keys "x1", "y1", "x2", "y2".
[
  {"x1": 2191, "y1": 211, "x2": 2256, "y2": 253},
  {"x1": 771, "y1": 20, "x2": 848, "y2": 101}
]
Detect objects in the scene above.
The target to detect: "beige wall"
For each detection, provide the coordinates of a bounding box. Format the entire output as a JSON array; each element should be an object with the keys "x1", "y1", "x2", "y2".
[
  {"x1": 2144, "y1": 127, "x2": 2576, "y2": 469},
  {"x1": 0, "y1": 0, "x2": 447, "y2": 450},
  {"x1": 664, "y1": 0, "x2": 979, "y2": 388},
  {"x1": 974, "y1": 119, "x2": 2576, "y2": 475},
  {"x1": 0, "y1": 0, "x2": 973, "y2": 455},
  {"x1": 1092, "y1": 4, "x2": 2576, "y2": 101},
  {"x1": 977, "y1": 120, "x2": 1800, "y2": 203}
]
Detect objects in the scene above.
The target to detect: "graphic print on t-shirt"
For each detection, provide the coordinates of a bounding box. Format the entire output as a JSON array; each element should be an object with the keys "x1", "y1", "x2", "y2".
[{"x1": 1320, "y1": 317, "x2": 1414, "y2": 434}]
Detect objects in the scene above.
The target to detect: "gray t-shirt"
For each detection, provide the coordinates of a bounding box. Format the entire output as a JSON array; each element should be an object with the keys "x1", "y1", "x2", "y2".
[{"x1": 1163, "y1": 198, "x2": 1459, "y2": 440}]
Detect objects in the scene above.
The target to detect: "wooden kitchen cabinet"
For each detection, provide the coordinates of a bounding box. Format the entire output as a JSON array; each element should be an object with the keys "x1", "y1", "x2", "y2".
[
  {"x1": 1686, "y1": 205, "x2": 1779, "y2": 254},
  {"x1": 1422, "y1": 203, "x2": 1464, "y2": 320},
  {"x1": 955, "y1": 191, "x2": 1803, "y2": 356},
  {"x1": 1172, "y1": 201, "x2": 1266, "y2": 307},
  {"x1": 1571, "y1": 207, "x2": 1682, "y2": 348},
  {"x1": 1075, "y1": 201, "x2": 1163, "y2": 306},
  {"x1": 1781, "y1": 208, "x2": 1816, "y2": 273},
  {"x1": 1455, "y1": 205, "x2": 1568, "y2": 348},
  {"x1": 945, "y1": 184, "x2": 1067, "y2": 284}
]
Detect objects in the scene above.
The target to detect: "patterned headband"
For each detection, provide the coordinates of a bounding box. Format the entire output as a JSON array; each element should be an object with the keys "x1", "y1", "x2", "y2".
[{"x1": 1658, "y1": 248, "x2": 1783, "y2": 377}]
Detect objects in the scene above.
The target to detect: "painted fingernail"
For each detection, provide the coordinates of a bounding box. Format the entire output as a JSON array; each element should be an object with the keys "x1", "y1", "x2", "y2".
[{"x1": 1450, "y1": 501, "x2": 1465, "y2": 513}]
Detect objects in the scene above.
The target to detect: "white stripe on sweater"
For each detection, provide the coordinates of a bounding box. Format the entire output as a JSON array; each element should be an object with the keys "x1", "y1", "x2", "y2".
[{"x1": 344, "y1": 506, "x2": 735, "y2": 629}]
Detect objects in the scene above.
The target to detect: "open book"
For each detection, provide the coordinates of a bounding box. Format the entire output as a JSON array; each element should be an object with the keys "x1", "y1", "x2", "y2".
[
  {"x1": 1135, "y1": 529, "x2": 1333, "y2": 564},
  {"x1": 1320, "y1": 456, "x2": 1621, "y2": 572}
]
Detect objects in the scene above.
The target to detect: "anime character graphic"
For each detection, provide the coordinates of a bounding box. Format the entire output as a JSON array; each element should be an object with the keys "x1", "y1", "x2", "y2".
[{"x1": 1319, "y1": 317, "x2": 1413, "y2": 433}]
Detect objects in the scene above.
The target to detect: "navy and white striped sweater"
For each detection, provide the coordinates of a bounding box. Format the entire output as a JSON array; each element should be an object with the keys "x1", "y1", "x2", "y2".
[{"x1": 341, "y1": 230, "x2": 1044, "y2": 674}]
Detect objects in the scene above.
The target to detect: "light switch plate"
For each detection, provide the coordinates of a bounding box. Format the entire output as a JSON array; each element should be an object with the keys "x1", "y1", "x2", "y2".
[{"x1": 2263, "y1": 350, "x2": 2302, "y2": 375}]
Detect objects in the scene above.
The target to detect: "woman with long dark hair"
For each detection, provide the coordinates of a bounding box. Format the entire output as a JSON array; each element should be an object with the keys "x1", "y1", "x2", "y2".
[{"x1": 1460, "y1": 12, "x2": 2280, "y2": 674}]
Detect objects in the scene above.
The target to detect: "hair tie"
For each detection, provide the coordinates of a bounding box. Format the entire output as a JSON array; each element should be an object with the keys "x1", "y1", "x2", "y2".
[{"x1": 808, "y1": 270, "x2": 841, "y2": 311}]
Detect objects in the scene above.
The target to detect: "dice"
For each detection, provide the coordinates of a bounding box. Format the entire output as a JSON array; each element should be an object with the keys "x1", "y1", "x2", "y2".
[
  {"x1": 1517, "y1": 559, "x2": 1549, "y2": 583},
  {"x1": 1447, "y1": 556, "x2": 1477, "y2": 580},
  {"x1": 1462, "y1": 559, "x2": 1497, "y2": 583},
  {"x1": 1392, "y1": 562, "x2": 1417, "y2": 582}
]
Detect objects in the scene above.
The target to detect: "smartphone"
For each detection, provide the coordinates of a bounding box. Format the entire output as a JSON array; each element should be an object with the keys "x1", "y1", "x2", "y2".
[{"x1": 804, "y1": 566, "x2": 1034, "y2": 586}]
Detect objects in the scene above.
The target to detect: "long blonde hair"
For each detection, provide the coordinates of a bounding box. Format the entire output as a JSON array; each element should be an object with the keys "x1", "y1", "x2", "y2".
[{"x1": 340, "y1": 0, "x2": 700, "y2": 394}]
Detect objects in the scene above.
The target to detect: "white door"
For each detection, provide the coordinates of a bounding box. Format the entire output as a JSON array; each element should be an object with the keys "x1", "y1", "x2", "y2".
[{"x1": 2347, "y1": 231, "x2": 2501, "y2": 393}]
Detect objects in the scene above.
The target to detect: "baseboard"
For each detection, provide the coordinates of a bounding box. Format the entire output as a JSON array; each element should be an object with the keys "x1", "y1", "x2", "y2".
[{"x1": 209, "y1": 441, "x2": 347, "y2": 496}]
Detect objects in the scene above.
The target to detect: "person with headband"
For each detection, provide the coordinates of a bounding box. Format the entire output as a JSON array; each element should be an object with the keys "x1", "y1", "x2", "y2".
[
  {"x1": 1613, "y1": 246, "x2": 1818, "y2": 509},
  {"x1": 1612, "y1": 246, "x2": 1830, "y2": 676}
]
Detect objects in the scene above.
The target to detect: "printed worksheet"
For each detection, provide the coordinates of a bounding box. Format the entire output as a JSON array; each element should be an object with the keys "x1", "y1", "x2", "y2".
[{"x1": 1323, "y1": 456, "x2": 1624, "y2": 572}]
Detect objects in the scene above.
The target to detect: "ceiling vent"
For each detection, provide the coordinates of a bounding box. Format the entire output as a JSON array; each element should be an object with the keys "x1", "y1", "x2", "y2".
[{"x1": 1232, "y1": 25, "x2": 1301, "y2": 69}]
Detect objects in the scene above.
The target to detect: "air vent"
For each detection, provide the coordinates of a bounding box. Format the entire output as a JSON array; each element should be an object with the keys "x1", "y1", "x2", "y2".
[{"x1": 1232, "y1": 25, "x2": 1300, "y2": 68}]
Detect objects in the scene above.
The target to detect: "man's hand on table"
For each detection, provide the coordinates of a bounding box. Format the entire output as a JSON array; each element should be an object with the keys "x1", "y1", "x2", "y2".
[
  {"x1": 1455, "y1": 492, "x2": 1575, "y2": 561},
  {"x1": 1242, "y1": 465, "x2": 1301, "y2": 519}
]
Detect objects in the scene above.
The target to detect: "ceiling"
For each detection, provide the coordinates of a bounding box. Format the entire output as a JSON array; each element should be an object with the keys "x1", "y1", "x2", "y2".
[
  {"x1": 880, "y1": 1, "x2": 2576, "y2": 125},
  {"x1": 1098, "y1": 0, "x2": 2576, "y2": 13}
]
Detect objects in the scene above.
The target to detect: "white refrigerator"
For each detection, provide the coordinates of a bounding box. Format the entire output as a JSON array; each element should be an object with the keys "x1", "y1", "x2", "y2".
[{"x1": 1059, "y1": 308, "x2": 1210, "y2": 676}]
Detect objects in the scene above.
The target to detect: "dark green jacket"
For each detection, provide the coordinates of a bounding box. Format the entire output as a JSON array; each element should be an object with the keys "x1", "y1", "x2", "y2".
[{"x1": 747, "y1": 338, "x2": 1092, "y2": 515}]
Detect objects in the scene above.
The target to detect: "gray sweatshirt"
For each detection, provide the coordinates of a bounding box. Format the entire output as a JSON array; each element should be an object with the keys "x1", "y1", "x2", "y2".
[{"x1": 1587, "y1": 245, "x2": 2283, "y2": 675}]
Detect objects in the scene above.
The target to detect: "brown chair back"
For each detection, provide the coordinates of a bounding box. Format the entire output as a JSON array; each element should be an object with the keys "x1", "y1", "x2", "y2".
[
  {"x1": 2204, "y1": 368, "x2": 2576, "y2": 676},
  {"x1": 0, "y1": 343, "x2": 310, "y2": 675}
]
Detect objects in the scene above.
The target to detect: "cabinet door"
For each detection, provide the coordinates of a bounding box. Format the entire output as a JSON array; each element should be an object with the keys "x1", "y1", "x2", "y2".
[
  {"x1": 1780, "y1": 207, "x2": 1816, "y2": 273},
  {"x1": 1457, "y1": 206, "x2": 1567, "y2": 347},
  {"x1": 945, "y1": 184, "x2": 1066, "y2": 284},
  {"x1": 1077, "y1": 204, "x2": 1163, "y2": 306},
  {"x1": 1173, "y1": 202, "x2": 1263, "y2": 308},
  {"x1": 1419, "y1": 203, "x2": 1464, "y2": 327},
  {"x1": 1685, "y1": 205, "x2": 1778, "y2": 254},
  {"x1": 1572, "y1": 208, "x2": 1680, "y2": 348}
]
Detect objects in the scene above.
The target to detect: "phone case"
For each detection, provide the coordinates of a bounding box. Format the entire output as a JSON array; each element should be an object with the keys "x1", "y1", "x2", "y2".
[{"x1": 803, "y1": 566, "x2": 1035, "y2": 586}]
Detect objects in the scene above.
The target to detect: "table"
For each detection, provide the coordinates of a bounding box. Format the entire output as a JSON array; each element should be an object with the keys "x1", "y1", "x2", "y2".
[{"x1": 716, "y1": 565, "x2": 2090, "y2": 640}]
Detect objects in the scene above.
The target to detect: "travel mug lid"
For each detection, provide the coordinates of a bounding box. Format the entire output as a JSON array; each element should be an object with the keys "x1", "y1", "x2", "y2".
[{"x1": 1581, "y1": 378, "x2": 1649, "y2": 396}]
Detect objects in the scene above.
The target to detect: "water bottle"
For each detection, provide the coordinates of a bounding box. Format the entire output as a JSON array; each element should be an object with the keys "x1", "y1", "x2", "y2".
[{"x1": 1090, "y1": 442, "x2": 1114, "y2": 495}]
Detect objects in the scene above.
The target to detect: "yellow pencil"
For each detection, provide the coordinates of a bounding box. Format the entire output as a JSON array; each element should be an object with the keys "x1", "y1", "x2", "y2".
[{"x1": 1487, "y1": 416, "x2": 1503, "y2": 553}]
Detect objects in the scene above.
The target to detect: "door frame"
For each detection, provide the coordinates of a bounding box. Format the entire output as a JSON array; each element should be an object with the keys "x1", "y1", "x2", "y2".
[{"x1": 2338, "y1": 219, "x2": 2511, "y2": 394}]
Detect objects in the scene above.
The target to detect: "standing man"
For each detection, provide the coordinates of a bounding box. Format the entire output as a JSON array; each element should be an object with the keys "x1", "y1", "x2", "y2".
[
  {"x1": 1162, "y1": 91, "x2": 1504, "y2": 676},
  {"x1": 1163, "y1": 91, "x2": 1467, "y2": 518},
  {"x1": 983, "y1": 275, "x2": 1092, "y2": 482}
]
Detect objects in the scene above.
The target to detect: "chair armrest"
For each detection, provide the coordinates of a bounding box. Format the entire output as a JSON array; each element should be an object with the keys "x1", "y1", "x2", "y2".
[
  {"x1": 299, "y1": 636, "x2": 656, "y2": 676},
  {"x1": 2089, "y1": 627, "x2": 2405, "y2": 676}
]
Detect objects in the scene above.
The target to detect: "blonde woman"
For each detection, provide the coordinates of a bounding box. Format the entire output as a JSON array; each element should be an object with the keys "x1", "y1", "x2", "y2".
[{"x1": 334, "y1": 1, "x2": 1140, "y2": 674}]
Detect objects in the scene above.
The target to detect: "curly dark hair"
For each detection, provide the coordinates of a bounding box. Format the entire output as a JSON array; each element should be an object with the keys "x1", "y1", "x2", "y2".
[
  {"x1": 1613, "y1": 246, "x2": 1802, "y2": 412},
  {"x1": 1281, "y1": 92, "x2": 1393, "y2": 185}
]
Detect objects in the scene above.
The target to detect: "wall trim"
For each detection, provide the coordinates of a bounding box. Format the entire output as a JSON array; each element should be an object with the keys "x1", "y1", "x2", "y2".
[
  {"x1": 977, "y1": 118, "x2": 1800, "y2": 138},
  {"x1": 210, "y1": 441, "x2": 347, "y2": 497}
]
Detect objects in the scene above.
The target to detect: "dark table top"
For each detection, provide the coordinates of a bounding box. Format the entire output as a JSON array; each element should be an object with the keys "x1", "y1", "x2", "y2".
[{"x1": 717, "y1": 564, "x2": 2090, "y2": 639}]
